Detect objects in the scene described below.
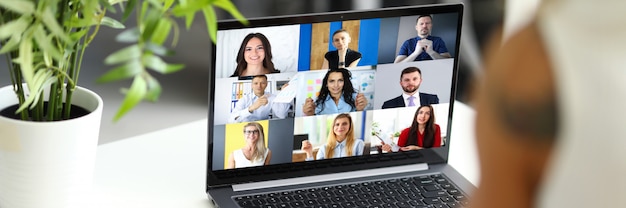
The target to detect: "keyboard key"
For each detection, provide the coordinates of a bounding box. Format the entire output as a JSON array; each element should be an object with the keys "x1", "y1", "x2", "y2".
[
  {"x1": 424, "y1": 197, "x2": 443, "y2": 204},
  {"x1": 423, "y1": 185, "x2": 441, "y2": 191},
  {"x1": 423, "y1": 190, "x2": 449, "y2": 198},
  {"x1": 448, "y1": 189, "x2": 460, "y2": 195}
]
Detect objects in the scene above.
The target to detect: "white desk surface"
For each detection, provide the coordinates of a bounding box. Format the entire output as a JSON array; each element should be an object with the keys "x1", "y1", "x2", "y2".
[{"x1": 91, "y1": 101, "x2": 479, "y2": 208}]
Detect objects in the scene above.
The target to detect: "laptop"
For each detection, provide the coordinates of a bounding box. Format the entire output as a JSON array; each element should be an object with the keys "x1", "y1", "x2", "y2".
[{"x1": 207, "y1": 3, "x2": 474, "y2": 207}]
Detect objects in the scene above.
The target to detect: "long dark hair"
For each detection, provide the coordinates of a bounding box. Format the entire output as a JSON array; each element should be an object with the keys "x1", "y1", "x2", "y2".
[
  {"x1": 406, "y1": 105, "x2": 436, "y2": 148},
  {"x1": 231, "y1": 33, "x2": 278, "y2": 77},
  {"x1": 315, "y1": 68, "x2": 356, "y2": 114}
]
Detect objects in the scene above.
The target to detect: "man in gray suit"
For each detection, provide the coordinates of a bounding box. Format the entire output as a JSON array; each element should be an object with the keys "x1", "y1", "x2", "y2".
[{"x1": 382, "y1": 66, "x2": 439, "y2": 109}]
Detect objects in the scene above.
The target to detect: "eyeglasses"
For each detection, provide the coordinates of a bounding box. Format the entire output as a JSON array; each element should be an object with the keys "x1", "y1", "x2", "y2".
[{"x1": 243, "y1": 130, "x2": 260, "y2": 135}]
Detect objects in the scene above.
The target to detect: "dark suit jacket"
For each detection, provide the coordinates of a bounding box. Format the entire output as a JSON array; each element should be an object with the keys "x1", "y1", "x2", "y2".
[{"x1": 381, "y1": 93, "x2": 439, "y2": 109}]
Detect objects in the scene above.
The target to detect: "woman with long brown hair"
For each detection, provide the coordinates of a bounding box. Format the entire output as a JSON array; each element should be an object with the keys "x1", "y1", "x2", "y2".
[
  {"x1": 230, "y1": 33, "x2": 280, "y2": 77},
  {"x1": 383, "y1": 105, "x2": 441, "y2": 152}
]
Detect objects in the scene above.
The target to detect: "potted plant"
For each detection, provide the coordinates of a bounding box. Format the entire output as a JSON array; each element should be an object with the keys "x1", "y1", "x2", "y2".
[{"x1": 0, "y1": 0, "x2": 246, "y2": 207}]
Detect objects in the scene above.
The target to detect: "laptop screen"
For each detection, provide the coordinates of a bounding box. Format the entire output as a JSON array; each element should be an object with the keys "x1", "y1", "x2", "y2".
[{"x1": 208, "y1": 4, "x2": 463, "y2": 188}]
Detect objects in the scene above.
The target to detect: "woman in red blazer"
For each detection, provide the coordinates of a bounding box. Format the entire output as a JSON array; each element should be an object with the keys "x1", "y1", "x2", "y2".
[
  {"x1": 398, "y1": 105, "x2": 441, "y2": 150},
  {"x1": 384, "y1": 105, "x2": 441, "y2": 152}
]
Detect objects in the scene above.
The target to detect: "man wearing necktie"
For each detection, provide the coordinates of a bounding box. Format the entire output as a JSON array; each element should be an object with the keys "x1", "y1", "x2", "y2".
[{"x1": 382, "y1": 67, "x2": 439, "y2": 109}]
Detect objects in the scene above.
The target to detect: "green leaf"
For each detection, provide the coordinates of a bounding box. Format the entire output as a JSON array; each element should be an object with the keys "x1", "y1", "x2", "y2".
[
  {"x1": 163, "y1": 0, "x2": 175, "y2": 10},
  {"x1": 141, "y1": 53, "x2": 167, "y2": 73},
  {"x1": 100, "y1": 16, "x2": 126, "y2": 29},
  {"x1": 113, "y1": 75, "x2": 147, "y2": 122},
  {"x1": 122, "y1": 0, "x2": 138, "y2": 22},
  {"x1": 201, "y1": 6, "x2": 217, "y2": 43},
  {"x1": 171, "y1": 1, "x2": 206, "y2": 28},
  {"x1": 144, "y1": 75, "x2": 161, "y2": 102},
  {"x1": 41, "y1": 7, "x2": 71, "y2": 43},
  {"x1": 184, "y1": 12, "x2": 196, "y2": 30},
  {"x1": 97, "y1": 60, "x2": 143, "y2": 83},
  {"x1": 32, "y1": 24, "x2": 63, "y2": 61},
  {"x1": 99, "y1": 0, "x2": 116, "y2": 13},
  {"x1": 104, "y1": 45, "x2": 141, "y2": 65},
  {"x1": 165, "y1": 63, "x2": 184, "y2": 73},
  {"x1": 145, "y1": 0, "x2": 163, "y2": 10},
  {"x1": 115, "y1": 27, "x2": 140, "y2": 43},
  {"x1": 0, "y1": 16, "x2": 30, "y2": 40},
  {"x1": 0, "y1": 35, "x2": 21, "y2": 54},
  {"x1": 213, "y1": 0, "x2": 248, "y2": 25},
  {"x1": 151, "y1": 19, "x2": 172, "y2": 45},
  {"x1": 142, "y1": 54, "x2": 184, "y2": 74},
  {"x1": 171, "y1": 1, "x2": 206, "y2": 16},
  {"x1": 17, "y1": 38, "x2": 34, "y2": 85},
  {"x1": 69, "y1": 30, "x2": 88, "y2": 42},
  {"x1": 16, "y1": 70, "x2": 55, "y2": 113},
  {"x1": 144, "y1": 42, "x2": 174, "y2": 56},
  {"x1": 140, "y1": 10, "x2": 162, "y2": 42},
  {"x1": 65, "y1": 15, "x2": 94, "y2": 28},
  {"x1": 0, "y1": 0, "x2": 35, "y2": 15}
]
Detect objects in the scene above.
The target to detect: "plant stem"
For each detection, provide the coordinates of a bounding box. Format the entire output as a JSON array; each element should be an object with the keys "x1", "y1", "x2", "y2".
[
  {"x1": 63, "y1": 85, "x2": 74, "y2": 119},
  {"x1": 47, "y1": 83, "x2": 57, "y2": 121}
]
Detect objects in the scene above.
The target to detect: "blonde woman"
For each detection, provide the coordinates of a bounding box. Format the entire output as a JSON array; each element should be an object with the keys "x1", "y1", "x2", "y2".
[
  {"x1": 301, "y1": 113, "x2": 364, "y2": 160},
  {"x1": 227, "y1": 122, "x2": 272, "y2": 168}
]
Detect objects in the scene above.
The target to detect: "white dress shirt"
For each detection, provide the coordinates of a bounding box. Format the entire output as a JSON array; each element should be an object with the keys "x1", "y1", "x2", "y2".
[
  {"x1": 402, "y1": 92, "x2": 421, "y2": 107},
  {"x1": 229, "y1": 91, "x2": 290, "y2": 123}
]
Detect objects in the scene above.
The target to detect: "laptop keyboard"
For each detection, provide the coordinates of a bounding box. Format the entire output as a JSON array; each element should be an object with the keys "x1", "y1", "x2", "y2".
[{"x1": 233, "y1": 173, "x2": 469, "y2": 208}]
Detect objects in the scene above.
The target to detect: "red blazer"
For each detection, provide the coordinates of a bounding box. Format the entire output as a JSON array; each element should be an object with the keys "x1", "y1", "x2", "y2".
[{"x1": 397, "y1": 124, "x2": 442, "y2": 148}]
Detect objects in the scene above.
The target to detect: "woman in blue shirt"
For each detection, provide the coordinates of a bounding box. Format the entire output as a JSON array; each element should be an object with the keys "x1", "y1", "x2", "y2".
[
  {"x1": 301, "y1": 113, "x2": 364, "y2": 160},
  {"x1": 302, "y1": 68, "x2": 367, "y2": 116}
]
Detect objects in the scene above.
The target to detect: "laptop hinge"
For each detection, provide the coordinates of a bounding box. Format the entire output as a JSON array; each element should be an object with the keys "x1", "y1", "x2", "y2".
[{"x1": 232, "y1": 163, "x2": 429, "y2": 192}]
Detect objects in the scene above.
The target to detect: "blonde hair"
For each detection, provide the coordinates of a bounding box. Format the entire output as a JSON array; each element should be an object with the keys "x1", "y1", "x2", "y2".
[
  {"x1": 325, "y1": 113, "x2": 356, "y2": 159},
  {"x1": 244, "y1": 122, "x2": 267, "y2": 161}
]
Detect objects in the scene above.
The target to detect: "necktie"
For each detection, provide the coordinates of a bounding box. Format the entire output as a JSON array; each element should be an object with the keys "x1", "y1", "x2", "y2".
[{"x1": 408, "y1": 96, "x2": 416, "y2": 107}]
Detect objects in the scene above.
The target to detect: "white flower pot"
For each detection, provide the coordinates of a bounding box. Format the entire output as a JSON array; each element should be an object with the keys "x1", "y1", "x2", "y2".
[{"x1": 0, "y1": 85, "x2": 103, "y2": 208}]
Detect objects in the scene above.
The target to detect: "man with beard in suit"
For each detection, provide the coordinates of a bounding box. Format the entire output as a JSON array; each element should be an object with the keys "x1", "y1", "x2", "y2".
[{"x1": 382, "y1": 66, "x2": 439, "y2": 109}]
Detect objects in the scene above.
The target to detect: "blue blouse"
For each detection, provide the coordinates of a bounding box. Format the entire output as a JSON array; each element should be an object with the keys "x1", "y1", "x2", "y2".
[
  {"x1": 308, "y1": 139, "x2": 364, "y2": 160},
  {"x1": 315, "y1": 92, "x2": 357, "y2": 115}
]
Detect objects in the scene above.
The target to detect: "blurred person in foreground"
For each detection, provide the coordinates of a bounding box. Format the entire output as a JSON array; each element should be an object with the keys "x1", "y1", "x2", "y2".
[{"x1": 471, "y1": 1, "x2": 626, "y2": 207}]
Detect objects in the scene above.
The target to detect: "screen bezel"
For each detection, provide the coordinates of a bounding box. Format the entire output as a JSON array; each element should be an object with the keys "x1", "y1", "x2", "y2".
[{"x1": 207, "y1": 3, "x2": 464, "y2": 189}]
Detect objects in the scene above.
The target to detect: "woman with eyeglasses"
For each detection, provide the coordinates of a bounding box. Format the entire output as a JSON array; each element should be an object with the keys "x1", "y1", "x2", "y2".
[{"x1": 227, "y1": 122, "x2": 272, "y2": 169}]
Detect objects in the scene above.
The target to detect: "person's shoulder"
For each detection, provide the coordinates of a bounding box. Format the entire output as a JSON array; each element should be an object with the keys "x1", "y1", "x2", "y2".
[
  {"x1": 401, "y1": 37, "x2": 417, "y2": 45},
  {"x1": 269, "y1": 69, "x2": 281, "y2": 74},
  {"x1": 429, "y1": 36, "x2": 446, "y2": 43},
  {"x1": 382, "y1": 96, "x2": 402, "y2": 107},
  {"x1": 420, "y1": 92, "x2": 438, "y2": 97},
  {"x1": 348, "y1": 49, "x2": 361, "y2": 54},
  {"x1": 428, "y1": 35, "x2": 443, "y2": 40},
  {"x1": 387, "y1": 95, "x2": 403, "y2": 101}
]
